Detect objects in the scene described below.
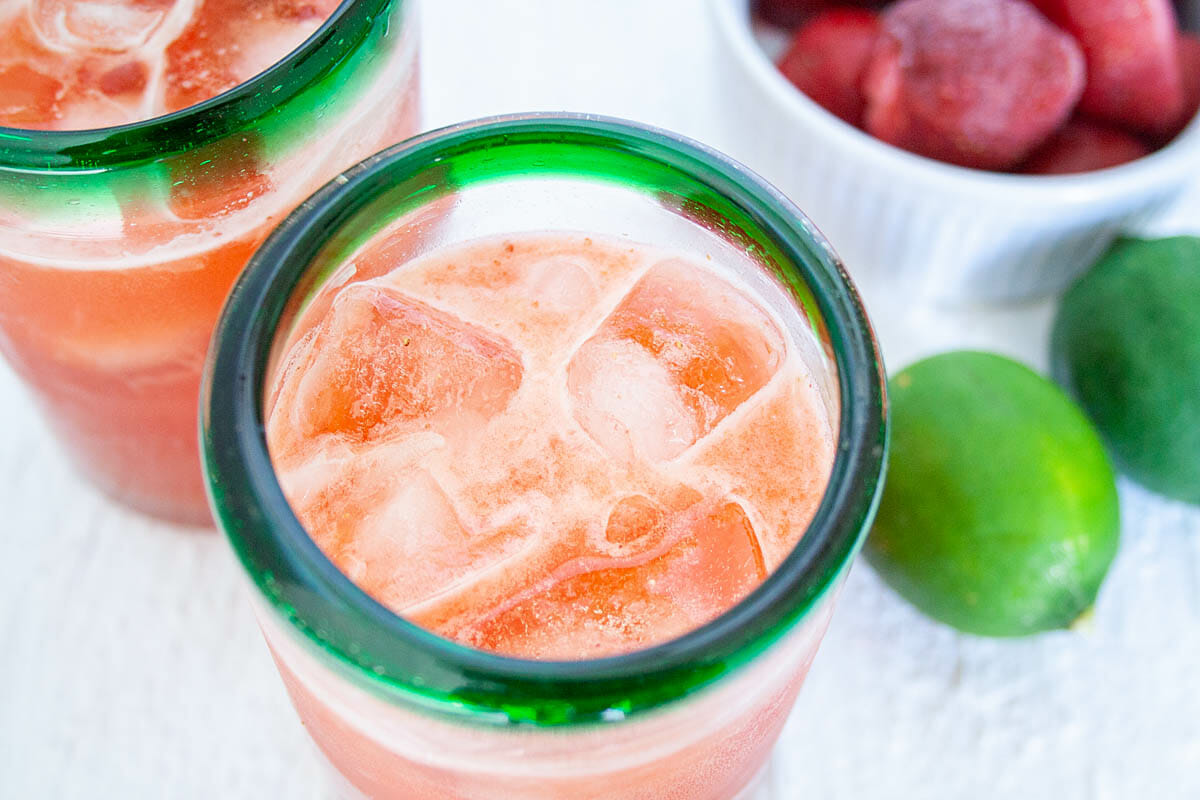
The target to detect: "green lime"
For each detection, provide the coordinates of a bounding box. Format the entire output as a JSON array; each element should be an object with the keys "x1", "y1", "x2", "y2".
[
  {"x1": 1052, "y1": 236, "x2": 1200, "y2": 506},
  {"x1": 865, "y1": 351, "x2": 1120, "y2": 637}
]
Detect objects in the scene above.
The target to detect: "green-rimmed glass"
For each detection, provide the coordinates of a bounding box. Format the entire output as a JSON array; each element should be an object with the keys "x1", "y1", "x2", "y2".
[
  {"x1": 202, "y1": 115, "x2": 887, "y2": 798},
  {"x1": 0, "y1": 0, "x2": 418, "y2": 525},
  {"x1": 0, "y1": 0, "x2": 400, "y2": 169}
]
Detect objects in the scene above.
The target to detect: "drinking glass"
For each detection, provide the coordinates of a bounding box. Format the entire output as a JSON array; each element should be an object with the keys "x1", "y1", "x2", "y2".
[
  {"x1": 0, "y1": 0, "x2": 419, "y2": 524},
  {"x1": 203, "y1": 115, "x2": 888, "y2": 799}
]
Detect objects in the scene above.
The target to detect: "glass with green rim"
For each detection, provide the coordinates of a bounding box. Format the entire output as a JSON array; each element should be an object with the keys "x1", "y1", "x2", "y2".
[
  {"x1": 203, "y1": 114, "x2": 887, "y2": 798},
  {"x1": 0, "y1": 0, "x2": 418, "y2": 525}
]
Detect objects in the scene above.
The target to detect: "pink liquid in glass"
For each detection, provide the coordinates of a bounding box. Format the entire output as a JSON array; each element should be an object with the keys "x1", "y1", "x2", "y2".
[
  {"x1": 0, "y1": 0, "x2": 418, "y2": 523},
  {"x1": 256, "y1": 224, "x2": 846, "y2": 798},
  {"x1": 267, "y1": 231, "x2": 836, "y2": 659}
]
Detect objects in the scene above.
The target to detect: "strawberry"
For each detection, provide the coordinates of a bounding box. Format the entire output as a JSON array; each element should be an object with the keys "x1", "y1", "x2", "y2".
[
  {"x1": 1021, "y1": 119, "x2": 1150, "y2": 174},
  {"x1": 1168, "y1": 33, "x2": 1200, "y2": 140},
  {"x1": 96, "y1": 61, "x2": 148, "y2": 97},
  {"x1": 777, "y1": 9, "x2": 882, "y2": 125},
  {"x1": 754, "y1": 0, "x2": 884, "y2": 28},
  {"x1": 862, "y1": 0, "x2": 1086, "y2": 171},
  {"x1": 1030, "y1": 0, "x2": 1184, "y2": 135}
]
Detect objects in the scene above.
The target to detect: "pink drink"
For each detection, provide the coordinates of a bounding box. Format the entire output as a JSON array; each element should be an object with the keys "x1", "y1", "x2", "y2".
[
  {"x1": 258, "y1": 229, "x2": 838, "y2": 799},
  {"x1": 199, "y1": 116, "x2": 888, "y2": 800},
  {"x1": 0, "y1": 0, "x2": 417, "y2": 523},
  {"x1": 266, "y1": 233, "x2": 836, "y2": 660}
]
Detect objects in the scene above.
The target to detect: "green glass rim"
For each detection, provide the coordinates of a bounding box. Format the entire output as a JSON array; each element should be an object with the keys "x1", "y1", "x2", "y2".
[
  {"x1": 202, "y1": 113, "x2": 888, "y2": 728},
  {"x1": 0, "y1": 0, "x2": 398, "y2": 171}
]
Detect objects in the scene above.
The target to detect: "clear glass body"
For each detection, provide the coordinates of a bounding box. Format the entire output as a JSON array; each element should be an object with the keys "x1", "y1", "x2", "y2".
[
  {"x1": 0, "y1": 0, "x2": 418, "y2": 525},
  {"x1": 262, "y1": 590, "x2": 836, "y2": 799},
  {"x1": 203, "y1": 116, "x2": 888, "y2": 799}
]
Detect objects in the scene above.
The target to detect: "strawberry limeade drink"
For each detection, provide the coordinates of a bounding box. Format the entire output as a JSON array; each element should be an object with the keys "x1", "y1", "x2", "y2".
[
  {"x1": 0, "y1": 0, "x2": 418, "y2": 524},
  {"x1": 266, "y1": 233, "x2": 837, "y2": 660},
  {"x1": 203, "y1": 117, "x2": 887, "y2": 800}
]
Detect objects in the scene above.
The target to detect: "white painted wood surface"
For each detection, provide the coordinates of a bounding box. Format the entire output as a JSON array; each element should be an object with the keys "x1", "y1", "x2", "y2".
[{"x1": 2, "y1": 1, "x2": 1197, "y2": 797}]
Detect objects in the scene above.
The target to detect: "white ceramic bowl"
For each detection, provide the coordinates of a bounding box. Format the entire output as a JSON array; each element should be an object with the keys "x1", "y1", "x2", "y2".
[{"x1": 709, "y1": 0, "x2": 1200, "y2": 302}]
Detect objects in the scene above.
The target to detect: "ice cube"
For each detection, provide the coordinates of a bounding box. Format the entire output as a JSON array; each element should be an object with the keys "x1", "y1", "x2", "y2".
[
  {"x1": 604, "y1": 494, "x2": 665, "y2": 547},
  {"x1": 666, "y1": 500, "x2": 768, "y2": 609},
  {"x1": 31, "y1": 0, "x2": 173, "y2": 53},
  {"x1": 274, "y1": 283, "x2": 524, "y2": 444},
  {"x1": 567, "y1": 337, "x2": 699, "y2": 462},
  {"x1": 162, "y1": 0, "x2": 238, "y2": 112},
  {"x1": 336, "y1": 469, "x2": 488, "y2": 611},
  {"x1": 568, "y1": 259, "x2": 784, "y2": 462},
  {"x1": 0, "y1": 63, "x2": 63, "y2": 126},
  {"x1": 515, "y1": 256, "x2": 599, "y2": 312},
  {"x1": 228, "y1": 14, "x2": 326, "y2": 86},
  {"x1": 420, "y1": 249, "x2": 599, "y2": 313},
  {"x1": 406, "y1": 247, "x2": 604, "y2": 354},
  {"x1": 274, "y1": 436, "x2": 523, "y2": 612},
  {"x1": 688, "y1": 377, "x2": 836, "y2": 571},
  {"x1": 457, "y1": 497, "x2": 768, "y2": 660},
  {"x1": 163, "y1": 0, "x2": 333, "y2": 112}
]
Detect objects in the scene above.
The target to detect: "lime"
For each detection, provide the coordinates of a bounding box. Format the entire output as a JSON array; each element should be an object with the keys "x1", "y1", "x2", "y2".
[
  {"x1": 865, "y1": 351, "x2": 1120, "y2": 637},
  {"x1": 1052, "y1": 236, "x2": 1200, "y2": 506}
]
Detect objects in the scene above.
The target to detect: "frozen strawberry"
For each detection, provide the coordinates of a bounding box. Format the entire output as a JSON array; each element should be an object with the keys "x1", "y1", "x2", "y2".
[
  {"x1": 455, "y1": 498, "x2": 767, "y2": 660},
  {"x1": 97, "y1": 61, "x2": 148, "y2": 96},
  {"x1": 755, "y1": 0, "x2": 832, "y2": 27},
  {"x1": 273, "y1": 0, "x2": 335, "y2": 20},
  {"x1": 778, "y1": 9, "x2": 882, "y2": 125},
  {"x1": 754, "y1": 0, "x2": 884, "y2": 28},
  {"x1": 568, "y1": 258, "x2": 784, "y2": 463},
  {"x1": 1021, "y1": 119, "x2": 1151, "y2": 174},
  {"x1": 1166, "y1": 33, "x2": 1200, "y2": 140},
  {"x1": 862, "y1": 0, "x2": 1086, "y2": 170},
  {"x1": 1030, "y1": 0, "x2": 1184, "y2": 135},
  {"x1": 30, "y1": 0, "x2": 173, "y2": 53}
]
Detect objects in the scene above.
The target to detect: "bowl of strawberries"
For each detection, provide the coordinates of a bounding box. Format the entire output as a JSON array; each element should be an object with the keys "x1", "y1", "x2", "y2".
[{"x1": 710, "y1": 0, "x2": 1200, "y2": 300}]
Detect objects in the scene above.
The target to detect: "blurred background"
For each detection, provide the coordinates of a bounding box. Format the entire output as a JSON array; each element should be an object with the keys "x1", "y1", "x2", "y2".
[{"x1": 1, "y1": 1, "x2": 1197, "y2": 797}]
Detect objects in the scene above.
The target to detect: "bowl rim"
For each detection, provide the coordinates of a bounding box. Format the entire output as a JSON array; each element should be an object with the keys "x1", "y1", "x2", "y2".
[{"x1": 710, "y1": 0, "x2": 1200, "y2": 206}]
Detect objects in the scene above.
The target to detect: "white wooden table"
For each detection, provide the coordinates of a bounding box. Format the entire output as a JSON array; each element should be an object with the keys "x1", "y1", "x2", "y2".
[{"x1": 2, "y1": 2, "x2": 1197, "y2": 797}]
